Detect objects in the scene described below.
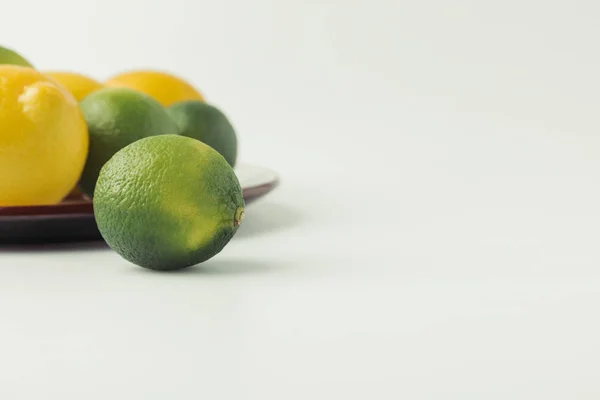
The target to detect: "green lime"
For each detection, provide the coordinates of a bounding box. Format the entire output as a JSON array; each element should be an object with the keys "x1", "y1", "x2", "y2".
[
  {"x1": 167, "y1": 101, "x2": 238, "y2": 166},
  {"x1": 0, "y1": 45, "x2": 33, "y2": 67},
  {"x1": 93, "y1": 134, "x2": 245, "y2": 271},
  {"x1": 79, "y1": 87, "x2": 178, "y2": 196}
]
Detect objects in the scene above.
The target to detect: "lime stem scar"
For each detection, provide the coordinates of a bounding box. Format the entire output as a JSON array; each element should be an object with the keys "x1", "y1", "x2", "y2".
[{"x1": 234, "y1": 207, "x2": 245, "y2": 227}]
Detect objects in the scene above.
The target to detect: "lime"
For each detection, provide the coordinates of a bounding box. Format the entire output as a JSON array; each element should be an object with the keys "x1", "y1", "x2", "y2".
[
  {"x1": 94, "y1": 134, "x2": 245, "y2": 271},
  {"x1": 0, "y1": 45, "x2": 33, "y2": 67},
  {"x1": 167, "y1": 101, "x2": 238, "y2": 167},
  {"x1": 79, "y1": 87, "x2": 178, "y2": 196}
]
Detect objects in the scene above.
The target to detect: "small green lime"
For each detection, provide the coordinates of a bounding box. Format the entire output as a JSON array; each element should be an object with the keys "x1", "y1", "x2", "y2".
[
  {"x1": 167, "y1": 101, "x2": 238, "y2": 166},
  {"x1": 79, "y1": 87, "x2": 178, "y2": 196},
  {"x1": 0, "y1": 45, "x2": 33, "y2": 67},
  {"x1": 94, "y1": 134, "x2": 245, "y2": 271}
]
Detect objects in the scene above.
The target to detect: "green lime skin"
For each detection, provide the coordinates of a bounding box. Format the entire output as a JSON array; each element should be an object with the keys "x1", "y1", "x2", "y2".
[
  {"x1": 93, "y1": 134, "x2": 245, "y2": 271},
  {"x1": 167, "y1": 101, "x2": 238, "y2": 167},
  {"x1": 79, "y1": 87, "x2": 179, "y2": 196},
  {"x1": 0, "y1": 45, "x2": 33, "y2": 67}
]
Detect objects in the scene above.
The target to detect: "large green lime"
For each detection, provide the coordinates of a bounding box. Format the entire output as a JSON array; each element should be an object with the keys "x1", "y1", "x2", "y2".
[
  {"x1": 94, "y1": 134, "x2": 245, "y2": 271},
  {"x1": 167, "y1": 101, "x2": 238, "y2": 166},
  {"x1": 0, "y1": 45, "x2": 33, "y2": 67},
  {"x1": 79, "y1": 87, "x2": 178, "y2": 196}
]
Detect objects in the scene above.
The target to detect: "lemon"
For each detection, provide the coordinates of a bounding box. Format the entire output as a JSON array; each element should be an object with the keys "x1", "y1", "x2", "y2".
[
  {"x1": 78, "y1": 87, "x2": 179, "y2": 196},
  {"x1": 94, "y1": 134, "x2": 245, "y2": 271},
  {"x1": 0, "y1": 45, "x2": 33, "y2": 67},
  {"x1": 0, "y1": 65, "x2": 88, "y2": 206},
  {"x1": 105, "y1": 70, "x2": 204, "y2": 106},
  {"x1": 45, "y1": 71, "x2": 103, "y2": 102}
]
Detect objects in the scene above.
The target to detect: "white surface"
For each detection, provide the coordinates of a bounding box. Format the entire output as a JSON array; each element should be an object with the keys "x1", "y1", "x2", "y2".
[
  {"x1": 2, "y1": 0, "x2": 600, "y2": 398},
  {"x1": 234, "y1": 163, "x2": 278, "y2": 189}
]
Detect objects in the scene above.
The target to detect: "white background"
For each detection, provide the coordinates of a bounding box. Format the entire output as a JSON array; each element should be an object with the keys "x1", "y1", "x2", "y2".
[{"x1": 1, "y1": 0, "x2": 600, "y2": 398}]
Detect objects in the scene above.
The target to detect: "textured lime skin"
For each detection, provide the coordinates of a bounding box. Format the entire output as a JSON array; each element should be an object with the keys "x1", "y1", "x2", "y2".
[
  {"x1": 94, "y1": 134, "x2": 245, "y2": 271},
  {"x1": 79, "y1": 87, "x2": 178, "y2": 196},
  {"x1": 167, "y1": 101, "x2": 238, "y2": 167},
  {"x1": 0, "y1": 46, "x2": 33, "y2": 67}
]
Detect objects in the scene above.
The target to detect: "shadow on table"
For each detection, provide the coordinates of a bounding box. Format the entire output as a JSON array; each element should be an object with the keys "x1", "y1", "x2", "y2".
[
  {"x1": 128, "y1": 258, "x2": 283, "y2": 276},
  {"x1": 235, "y1": 201, "x2": 303, "y2": 239},
  {"x1": 0, "y1": 240, "x2": 109, "y2": 253}
]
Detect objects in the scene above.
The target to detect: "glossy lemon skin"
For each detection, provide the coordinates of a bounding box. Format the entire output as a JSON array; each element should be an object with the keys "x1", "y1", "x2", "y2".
[
  {"x1": 0, "y1": 66, "x2": 89, "y2": 206},
  {"x1": 45, "y1": 71, "x2": 104, "y2": 102},
  {"x1": 105, "y1": 70, "x2": 204, "y2": 107}
]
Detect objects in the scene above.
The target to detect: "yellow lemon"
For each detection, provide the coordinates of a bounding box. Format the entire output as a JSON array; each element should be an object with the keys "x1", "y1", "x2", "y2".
[
  {"x1": 45, "y1": 71, "x2": 103, "y2": 102},
  {"x1": 0, "y1": 65, "x2": 89, "y2": 206},
  {"x1": 105, "y1": 70, "x2": 204, "y2": 106}
]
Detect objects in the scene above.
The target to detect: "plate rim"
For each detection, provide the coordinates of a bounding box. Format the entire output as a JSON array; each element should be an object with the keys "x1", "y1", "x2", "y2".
[{"x1": 0, "y1": 164, "x2": 279, "y2": 219}]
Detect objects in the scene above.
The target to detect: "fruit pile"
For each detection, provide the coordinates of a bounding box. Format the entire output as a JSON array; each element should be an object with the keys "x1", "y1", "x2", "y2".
[{"x1": 0, "y1": 45, "x2": 245, "y2": 271}]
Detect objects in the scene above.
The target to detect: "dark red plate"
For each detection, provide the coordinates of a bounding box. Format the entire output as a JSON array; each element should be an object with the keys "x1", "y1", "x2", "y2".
[{"x1": 0, "y1": 164, "x2": 279, "y2": 243}]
